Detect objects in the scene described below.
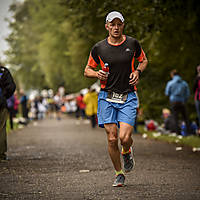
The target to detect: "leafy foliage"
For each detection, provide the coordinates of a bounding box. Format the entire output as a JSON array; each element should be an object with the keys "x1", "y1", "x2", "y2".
[{"x1": 5, "y1": 0, "x2": 200, "y2": 119}]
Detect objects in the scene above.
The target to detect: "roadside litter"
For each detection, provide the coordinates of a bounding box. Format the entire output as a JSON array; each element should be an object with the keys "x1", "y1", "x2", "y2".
[
  {"x1": 192, "y1": 147, "x2": 200, "y2": 152},
  {"x1": 176, "y1": 147, "x2": 183, "y2": 151},
  {"x1": 79, "y1": 170, "x2": 90, "y2": 173}
]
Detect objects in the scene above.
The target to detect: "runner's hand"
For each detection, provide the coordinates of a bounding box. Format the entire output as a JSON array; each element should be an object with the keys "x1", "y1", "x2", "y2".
[
  {"x1": 97, "y1": 70, "x2": 108, "y2": 81},
  {"x1": 129, "y1": 71, "x2": 139, "y2": 86}
]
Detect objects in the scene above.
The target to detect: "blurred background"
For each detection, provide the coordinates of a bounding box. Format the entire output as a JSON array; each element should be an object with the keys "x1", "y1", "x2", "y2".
[{"x1": 0, "y1": 0, "x2": 200, "y2": 122}]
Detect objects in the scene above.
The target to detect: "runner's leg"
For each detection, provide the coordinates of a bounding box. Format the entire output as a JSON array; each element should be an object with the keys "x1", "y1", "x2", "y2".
[
  {"x1": 119, "y1": 122, "x2": 133, "y2": 152},
  {"x1": 119, "y1": 122, "x2": 135, "y2": 172},
  {"x1": 104, "y1": 123, "x2": 122, "y2": 171}
]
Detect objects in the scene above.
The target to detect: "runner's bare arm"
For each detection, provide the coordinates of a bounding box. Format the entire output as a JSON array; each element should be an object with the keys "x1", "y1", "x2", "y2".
[
  {"x1": 84, "y1": 66, "x2": 108, "y2": 81},
  {"x1": 129, "y1": 54, "x2": 148, "y2": 86}
]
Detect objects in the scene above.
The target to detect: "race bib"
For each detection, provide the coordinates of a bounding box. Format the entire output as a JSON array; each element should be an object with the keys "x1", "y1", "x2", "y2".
[{"x1": 106, "y1": 91, "x2": 128, "y2": 104}]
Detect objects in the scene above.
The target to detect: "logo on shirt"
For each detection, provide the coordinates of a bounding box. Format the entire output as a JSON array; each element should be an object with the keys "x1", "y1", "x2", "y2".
[{"x1": 125, "y1": 48, "x2": 131, "y2": 52}]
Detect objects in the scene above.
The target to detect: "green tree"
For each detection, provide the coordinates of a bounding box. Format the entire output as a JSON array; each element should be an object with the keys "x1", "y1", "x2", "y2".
[{"x1": 5, "y1": 0, "x2": 200, "y2": 120}]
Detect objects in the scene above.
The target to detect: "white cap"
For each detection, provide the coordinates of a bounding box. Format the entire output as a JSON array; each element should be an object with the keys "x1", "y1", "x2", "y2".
[{"x1": 106, "y1": 11, "x2": 124, "y2": 23}]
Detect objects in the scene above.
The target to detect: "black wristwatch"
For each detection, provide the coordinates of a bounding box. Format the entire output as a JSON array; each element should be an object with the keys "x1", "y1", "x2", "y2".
[{"x1": 136, "y1": 69, "x2": 142, "y2": 77}]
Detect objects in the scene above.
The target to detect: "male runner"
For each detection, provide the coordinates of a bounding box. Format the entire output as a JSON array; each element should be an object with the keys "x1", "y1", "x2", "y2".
[{"x1": 84, "y1": 11, "x2": 148, "y2": 187}]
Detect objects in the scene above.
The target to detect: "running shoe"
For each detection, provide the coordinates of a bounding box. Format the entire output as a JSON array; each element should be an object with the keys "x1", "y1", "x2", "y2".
[
  {"x1": 112, "y1": 174, "x2": 125, "y2": 187},
  {"x1": 122, "y1": 147, "x2": 135, "y2": 172}
]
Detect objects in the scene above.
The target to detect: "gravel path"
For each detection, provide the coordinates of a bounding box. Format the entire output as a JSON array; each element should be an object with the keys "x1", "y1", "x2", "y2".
[{"x1": 0, "y1": 115, "x2": 200, "y2": 200}]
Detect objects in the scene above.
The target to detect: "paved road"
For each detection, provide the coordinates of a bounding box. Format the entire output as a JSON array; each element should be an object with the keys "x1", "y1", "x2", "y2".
[{"x1": 0, "y1": 115, "x2": 200, "y2": 200}]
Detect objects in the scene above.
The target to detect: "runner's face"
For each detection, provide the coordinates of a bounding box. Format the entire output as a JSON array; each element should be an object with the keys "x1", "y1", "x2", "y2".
[{"x1": 106, "y1": 18, "x2": 124, "y2": 39}]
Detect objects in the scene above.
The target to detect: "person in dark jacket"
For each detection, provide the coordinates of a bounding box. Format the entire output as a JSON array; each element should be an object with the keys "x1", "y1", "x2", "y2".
[
  {"x1": 0, "y1": 65, "x2": 16, "y2": 160},
  {"x1": 7, "y1": 94, "x2": 15, "y2": 130},
  {"x1": 193, "y1": 65, "x2": 200, "y2": 135},
  {"x1": 20, "y1": 89, "x2": 29, "y2": 121},
  {"x1": 165, "y1": 69, "x2": 190, "y2": 135}
]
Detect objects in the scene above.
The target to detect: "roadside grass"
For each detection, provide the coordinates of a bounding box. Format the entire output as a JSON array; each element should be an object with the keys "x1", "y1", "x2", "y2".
[
  {"x1": 6, "y1": 119, "x2": 19, "y2": 133},
  {"x1": 138, "y1": 126, "x2": 200, "y2": 148},
  {"x1": 6, "y1": 118, "x2": 200, "y2": 148}
]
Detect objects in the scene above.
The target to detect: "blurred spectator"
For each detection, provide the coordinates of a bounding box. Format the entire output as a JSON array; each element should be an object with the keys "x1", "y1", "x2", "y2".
[
  {"x1": 34, "y1": 96, "x2": 39, "y2": 120},
  {"x1": 193, "y1": 64, "x2": 200, "y2": 135},
  {"x1": 54, "y1": 92, "x2": 62, "y2": 120},
  {"x1": 190, "y1": 121, "x2": 198, "y2": 135},
  {"x1": 13, "y1": 91, "x2": 20, "y2": 117},
  {"x1": 47, "y1": 96, "x2": 55, "y2": 118},
  {"x1": 20, "y1": 89, "x2": 29, "y2": 121},
  {"x1": 76, "y1": 93, "x2": 86, "y2": 119},
  {"x1": 0, "y1": 65, "x2": 16, "y2": 160},
  {"x1": 165, "y1": 69, "x2": 190, "y2": 135},
  {"x1": 83, "y1": 88, "x2": 98, "y2": 128},
  {"x1": 7, "y1": 94, "x2": 15, "y2": 129},
  {"x1": 64, "y1": 100, "x2": 71, "y2": 113},
  {"x1": 162, "y1": 108, "x2": 176, "y2": 133},
  {"x1": 69, "y1": 99, "x2": 77, "y2": 113},
  {"x1": 38, "y1": 96, "x2": 47, "y2": 120},
  {"x1": 29, "y1": 98, "x2": 37, "y2": 120},
  {"x1": 145, "y1": 119, "x2": 158, "y2": 131}
]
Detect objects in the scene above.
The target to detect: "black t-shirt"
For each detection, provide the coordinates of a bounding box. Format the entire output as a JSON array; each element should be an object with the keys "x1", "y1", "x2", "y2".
[{"x1": 87, "y1": 35, "x2": 146, "y2": 93}]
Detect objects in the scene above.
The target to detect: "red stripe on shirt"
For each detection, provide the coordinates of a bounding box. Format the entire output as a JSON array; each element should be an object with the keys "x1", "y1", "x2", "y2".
[
  {"x1": 137, "y1": 49, "x2": 145, "y2": 62},
  {"x1": 87, "y1": 53, "x2": 98, "y2": 68}
]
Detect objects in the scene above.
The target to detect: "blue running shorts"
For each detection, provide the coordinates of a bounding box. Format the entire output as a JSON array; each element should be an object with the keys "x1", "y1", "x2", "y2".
[{"x1": 97, "y1": 90, "x2": 138, "y2": 128}]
